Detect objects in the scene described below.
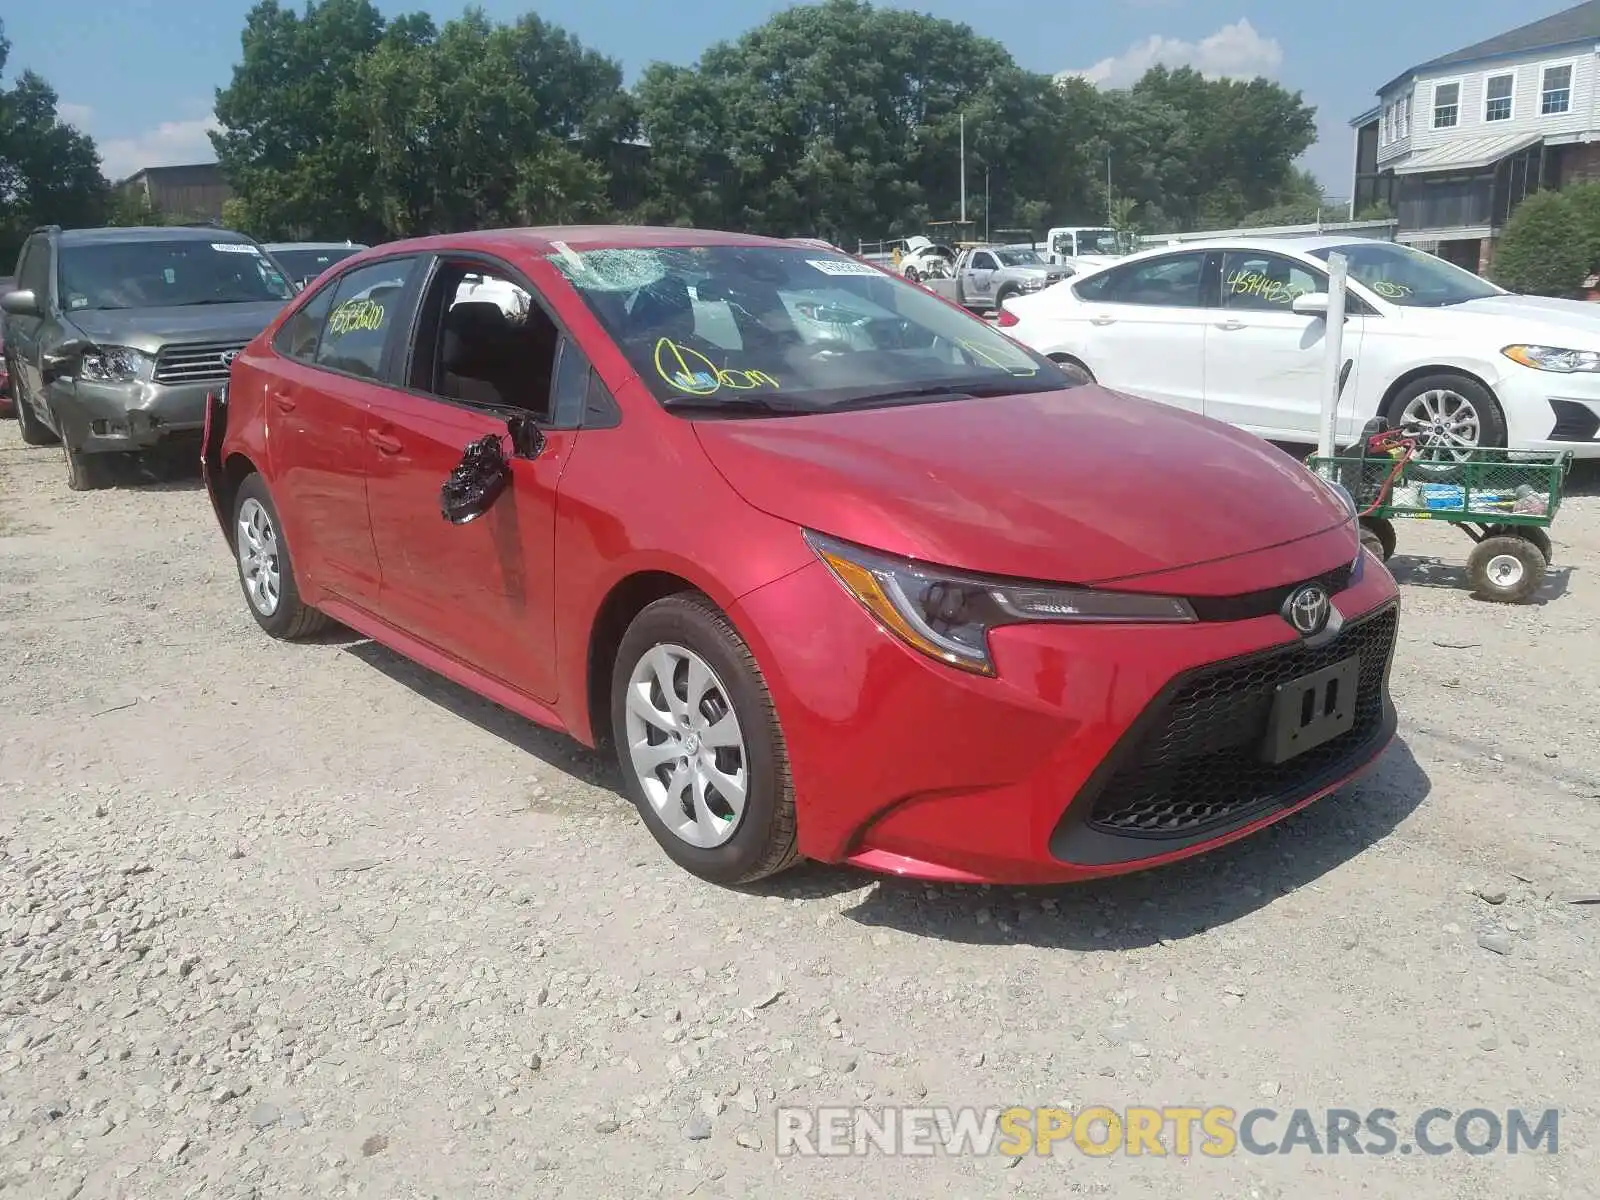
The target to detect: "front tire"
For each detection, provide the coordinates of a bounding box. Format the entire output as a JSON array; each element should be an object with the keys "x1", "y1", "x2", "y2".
[
  {"x1": 610, "y1": 593, "x2": 799, "y2": 886},
  {"x1": 62, "y1": 438, "x2": 112, "y2": 491},
  {"x1": 232, "y1": 473, "x2": 330, "y2": 639},
  {"x1": 1467, "y1": 535, "x2": 1545, "y2": 604},
  {"x1": 1384, "y1": 373, "x2": 1507, "y2": 467}
]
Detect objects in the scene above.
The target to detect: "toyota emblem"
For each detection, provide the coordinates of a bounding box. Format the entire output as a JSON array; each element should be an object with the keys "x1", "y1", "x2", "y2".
[
  {"x1": 220, "y1": 350, "x2": 238, "y2": 367},
  {"x1": 1283, "y1": 584, "x2": 1332, "y2": 637}
]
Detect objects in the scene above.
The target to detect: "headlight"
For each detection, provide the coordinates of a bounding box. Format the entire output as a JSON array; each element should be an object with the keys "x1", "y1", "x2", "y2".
[
  {"x1": 1502, "y1": 344, "x2": 1600, "y2": 373},
  {"x1": 79, "y1": 346, "x2": 149, "y2": 383},
  {"x1": 805, "y1": 530, "x2": 1196, "y2": 677}
]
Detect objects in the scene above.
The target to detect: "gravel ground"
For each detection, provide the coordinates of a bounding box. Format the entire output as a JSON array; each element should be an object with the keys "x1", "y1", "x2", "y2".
[{"x1": 1, "y1": 419, "x2": 1598, "y2": 1200}]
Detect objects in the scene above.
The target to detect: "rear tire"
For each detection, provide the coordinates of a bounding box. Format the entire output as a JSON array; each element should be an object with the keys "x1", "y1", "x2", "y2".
[
  {"x1": 232, "y1": 473, "x2": 331, "y2": 639},
  {"x1": 1466, "y1": 535, "x2": 1545, "y2": 603},
  {"x1": 1486, "y1": 523, "x2": 1552, "y2": 563},
  {"x1": 1049, "y1": 354, "x2": 1096, "y2": 387},
  {"x1": 12, "y1": 372, "x2": 57, "y2": 446},
  {"x1": 1360, "y1": 516, "x2": 1396, "y2": 561},
  {"x1": 610, "y1": 593, "x2": 799, "y2": 887}
]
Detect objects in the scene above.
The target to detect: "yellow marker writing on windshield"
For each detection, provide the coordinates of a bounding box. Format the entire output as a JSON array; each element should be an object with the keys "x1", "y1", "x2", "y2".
[{"x1": 653, "y1": 337, "x2": 780, "y2": 394}]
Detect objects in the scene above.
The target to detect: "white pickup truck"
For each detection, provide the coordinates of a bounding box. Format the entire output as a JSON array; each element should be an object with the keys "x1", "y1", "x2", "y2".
[{"x1": 919, "y1": 245, "x2": 1071, "y2": 313}]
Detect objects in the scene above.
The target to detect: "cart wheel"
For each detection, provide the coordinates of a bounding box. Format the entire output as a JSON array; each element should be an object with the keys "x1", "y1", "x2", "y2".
[
  {"x1": 1466, "y1": 535, "x2": 1546, "y2": 603},
  {"x1": 1486, "y1": 523, "x2": 1552, "y2": 564},
  {"x1": 1360, "y1": 516, "x2": 1396, "y2": 562}
]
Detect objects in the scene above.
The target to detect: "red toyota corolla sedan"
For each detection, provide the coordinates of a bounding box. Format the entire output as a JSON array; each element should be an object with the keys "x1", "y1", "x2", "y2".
[{"x1": 200, "y1": 227, "x2": 1400, "y2": 887}]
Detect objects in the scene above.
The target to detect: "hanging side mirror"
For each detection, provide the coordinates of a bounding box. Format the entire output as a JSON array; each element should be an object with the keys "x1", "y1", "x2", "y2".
[{"x1": 440, "y1": 433, "x2": 512, "y2": 524}]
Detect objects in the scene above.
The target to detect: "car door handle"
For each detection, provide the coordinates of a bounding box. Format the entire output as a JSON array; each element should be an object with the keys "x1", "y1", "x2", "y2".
[
  {"x1": 367, "y1": 429, "x2": 402, "y2": 454},
  {"x1": 270, "y1": 392, "x2": 296, "y2": 412},
  {"x1": 1214, "y1": 320, "x2": 1246, "y2": 331},
  {"x1": 1089, "y1": 316, "x2": 1116, "y2": 326}
]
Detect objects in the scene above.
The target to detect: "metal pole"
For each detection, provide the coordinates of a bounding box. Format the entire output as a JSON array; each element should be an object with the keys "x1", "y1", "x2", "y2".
[
  {"x1": 984, "y1": 168, "x2": 990, "y2": 243},
  {"x1": 1317, "y1": 252, "x2": 1349, "y2": 463},
  {"x1": 1106, "y1": 151, "x2": 1112, "y2": 222},
  {"x1": 959, "y1": 113, "x2": 967, "y2": 225}
]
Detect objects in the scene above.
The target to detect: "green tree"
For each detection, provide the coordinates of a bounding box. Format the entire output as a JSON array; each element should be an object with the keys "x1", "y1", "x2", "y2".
[
  {"x1": 105, "y1": 189, "x2": 169, "y2": 227},
  {"x1": 1554, "y1": 181, "x2": 1600, "y2": 274},
  {"x1": 634, "y1": 0, "x2": 1082, "y2": 244},
  {"x1": 0, "y1": 20, "x2": 108, "y2": 264},
  {"x1": 211, "y1": 0, "x2": 415, "y2": 242},
  {"x1": 1492, "y1": 190, "x2": 1587, "y2": 296}
]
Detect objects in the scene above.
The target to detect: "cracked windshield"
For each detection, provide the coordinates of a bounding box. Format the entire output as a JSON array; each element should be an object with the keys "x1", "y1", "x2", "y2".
[{"x1": 549, "y1": 244, "x2": 1061, "y2": 411}]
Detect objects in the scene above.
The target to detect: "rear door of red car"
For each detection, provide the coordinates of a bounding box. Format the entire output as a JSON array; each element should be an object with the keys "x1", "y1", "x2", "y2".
[
  {"x1": 362, "y1": 253, "x2": 587, "y2": 705},
  {"x1": 262, "y1": 256, "x2": 423, "y2": 607}
]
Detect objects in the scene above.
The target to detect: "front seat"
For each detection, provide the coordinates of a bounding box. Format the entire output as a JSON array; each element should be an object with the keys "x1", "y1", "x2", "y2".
[{"x1": 440, "y1": 301, "x2": 517, "y2": 407}]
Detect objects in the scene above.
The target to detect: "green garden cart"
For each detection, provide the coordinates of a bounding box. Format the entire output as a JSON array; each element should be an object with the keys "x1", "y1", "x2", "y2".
[{"x1": 1307, "y1": 425, "x2": 1572, "y2": 604}]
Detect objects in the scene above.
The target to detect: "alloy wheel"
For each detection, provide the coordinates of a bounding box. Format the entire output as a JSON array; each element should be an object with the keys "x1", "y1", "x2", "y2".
[
  {"x1": 236, "y1": 497, "x2": 281, "y2": 616},
  {"x1": 623, "y1": 643, "x2": 749, "y2": 849},
  {"x1": 1398, "y1": 388, "x2": 1482, "y2": 461}
]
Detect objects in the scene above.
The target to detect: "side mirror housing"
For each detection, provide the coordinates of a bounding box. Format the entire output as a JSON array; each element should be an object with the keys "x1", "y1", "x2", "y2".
[
  {"x1": 440, "y1": 433, "x2": 512, "y2": 524},
  {"x1": 1, "y1": 289, "x2": 42, "y2": 318},
  {"x1": 1292, "y1": 291, "x2": 1332, "y2": 317}
]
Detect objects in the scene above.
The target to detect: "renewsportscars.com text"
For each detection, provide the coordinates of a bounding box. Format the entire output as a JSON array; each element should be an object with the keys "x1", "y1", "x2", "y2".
[{"x1": 775, "y1": 1106, "x2": 1560, "y2": 1158}]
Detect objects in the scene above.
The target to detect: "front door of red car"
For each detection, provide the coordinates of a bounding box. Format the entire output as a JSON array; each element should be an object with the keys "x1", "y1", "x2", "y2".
[
  {"x1": 264, "y1": 256, "x2": 422, "y2": 607},
  {"x1": 364, "y1": 259, "x2": 582, "y2": 704}
]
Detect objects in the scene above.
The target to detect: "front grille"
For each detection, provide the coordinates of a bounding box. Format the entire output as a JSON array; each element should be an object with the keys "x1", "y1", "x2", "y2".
[
  {"x1": 1084, "y1": 605, "x2": 1398, "y2": 838},
  {"x1": 153, "y1": 341, "x2": 248, "y2": 386},
  {"x1": 1187, "y1": 563, "x2": 1354, "y2": 623}
]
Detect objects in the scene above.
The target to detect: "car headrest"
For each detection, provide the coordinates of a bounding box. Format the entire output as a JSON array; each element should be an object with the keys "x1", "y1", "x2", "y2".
[
  {"x1": 626, "y1": 277, "x2": 694, "y2": 339},
  {"x1": 441, "y1": 301, "x2": 519, "y2": 373}
]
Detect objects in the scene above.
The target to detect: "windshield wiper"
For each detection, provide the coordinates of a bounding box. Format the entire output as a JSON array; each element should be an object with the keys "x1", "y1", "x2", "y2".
[
  {"x1": 825, "y1": 380, "x2": 1027, "y2": 411},
  {"x1": 661, "y1": 394, "x2": 808, "y2": 417}
]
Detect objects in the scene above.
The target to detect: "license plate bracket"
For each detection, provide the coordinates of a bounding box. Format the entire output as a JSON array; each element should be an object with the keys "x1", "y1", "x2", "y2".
[{"x1": 1262, "y1": 655, "x2": 1360, "y2": 764}]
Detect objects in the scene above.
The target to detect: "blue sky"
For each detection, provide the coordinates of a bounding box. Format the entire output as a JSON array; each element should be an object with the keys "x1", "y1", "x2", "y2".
[{"x1": 2, "y1": 0, "x2": 1572, "y2": 196}]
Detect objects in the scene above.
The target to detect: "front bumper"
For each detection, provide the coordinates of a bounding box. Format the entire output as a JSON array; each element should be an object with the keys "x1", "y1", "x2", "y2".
[
  {"x1": 50, "y1": 377, "x2": 214, "y2": 453},
  {"x1": 731, "y1": 548, "x2": 1400, "y2": 885},
  {"x1": 1499, "y1": 368, "x2": 1600, "y2": 458}
]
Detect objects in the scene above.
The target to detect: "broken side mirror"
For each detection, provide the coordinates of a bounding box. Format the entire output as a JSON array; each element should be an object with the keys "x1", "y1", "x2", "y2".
[
  {"x1": 440, "y1": 433, "x2": 512, "y2": 525},
  {"x1": 506, "y1": 414, "x2": 546, "y2": 460},
  {"x1": 0, "y1": 289, "x2": 41, "y2": 318}
]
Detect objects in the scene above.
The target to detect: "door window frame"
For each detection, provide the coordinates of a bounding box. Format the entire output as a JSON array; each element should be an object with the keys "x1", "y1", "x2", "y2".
[
  {"x1": 968, "y1": 251, "x2": 998, "y2": 272},
  {"x1": 385, "y1": 250, "x2": 618, "y2": 432},
  {"x1": 1219, "y1": 249, "x2": 1379, "y2": 317},
  {"x1": 270, "y1": 253, "x2": 425, "y2": 384},
  {"x1": 1074, "y1": 250, "x2": 1216, "y2": 308}
]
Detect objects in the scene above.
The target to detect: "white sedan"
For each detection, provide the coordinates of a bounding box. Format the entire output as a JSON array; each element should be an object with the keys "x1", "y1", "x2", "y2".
[{"x1": 999, "y1": 235, "x2": 1600, "y2": 459}]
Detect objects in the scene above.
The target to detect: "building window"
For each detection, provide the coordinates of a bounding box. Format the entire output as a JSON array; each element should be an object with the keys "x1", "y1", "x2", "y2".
[
  {"x1": 1542, "y1": 64, "x2": 1573, "y2": 115},
  {"x1": 1382, "y1": 105, "x2": 1392, "y2": 144},
  {"x1": 1433, "y1": 81, "x2": 1460, "y2": 128},
  {"x1": 1399, "y1": 94, "x2": 1411, "y2": 138},
  {"x1": 1485, "y1": 73, "x2": 1514, "y2": 122}
]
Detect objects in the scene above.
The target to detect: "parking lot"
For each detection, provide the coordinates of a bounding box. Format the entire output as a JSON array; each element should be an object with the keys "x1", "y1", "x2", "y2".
[{"x1": 1, "y1": 418, "x2": 1598, "y2": 1199}]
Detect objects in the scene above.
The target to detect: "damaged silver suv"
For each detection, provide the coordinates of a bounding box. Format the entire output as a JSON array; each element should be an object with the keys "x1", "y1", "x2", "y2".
[{"x1": 1, "y1": 225, "x2": 295, "y2": 489}]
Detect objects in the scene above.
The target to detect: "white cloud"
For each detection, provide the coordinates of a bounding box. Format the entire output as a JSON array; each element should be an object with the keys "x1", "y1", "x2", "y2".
[
  {"x1": 1057, "y1": 19, "x2": 1283, "y2": 89},
  {"x1": 56, "y1": 102, "x2": 95, "y2": 131},
  {"x1": 61, "y1": 104, "x2": 220, "y2": 181}
]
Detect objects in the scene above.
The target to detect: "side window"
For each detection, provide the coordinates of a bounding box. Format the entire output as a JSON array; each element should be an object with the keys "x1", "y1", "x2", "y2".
[
  {"x1": 970, "y1": 252, "x2": 997, "y2": 272},
  {"x1": 17, "y1": 238, "x2": 48, "y2": 297},
  {"x1": 315, "y1": 258, "x2": 417, "y2": 380},
  {"x1": 549, "y1": 337, "x2": 590, "y2": 428},
  {"x1": 273, "y1": 283, "x2": 337, "y2": 363},
  {"x1": 411, "y1": 260, "x2": 560, "y2": 417},
  {"x1": 1096, "y1": 254, "x2": 1206, "y2": 307},
  {"x1": 1222, "y1": 253, "x2": 1323, "y2": 312}
]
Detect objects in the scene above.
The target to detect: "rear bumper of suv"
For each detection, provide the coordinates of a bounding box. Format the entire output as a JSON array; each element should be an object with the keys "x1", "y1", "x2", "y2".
[{"x1": 50, "y1": 378, "x2": 211, "y2": 453}]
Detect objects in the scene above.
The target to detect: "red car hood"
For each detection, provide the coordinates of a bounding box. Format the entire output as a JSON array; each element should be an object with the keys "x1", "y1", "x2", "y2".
[{"x1": 693, "y1": 386, "x2": 1351, "y2": 587}]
